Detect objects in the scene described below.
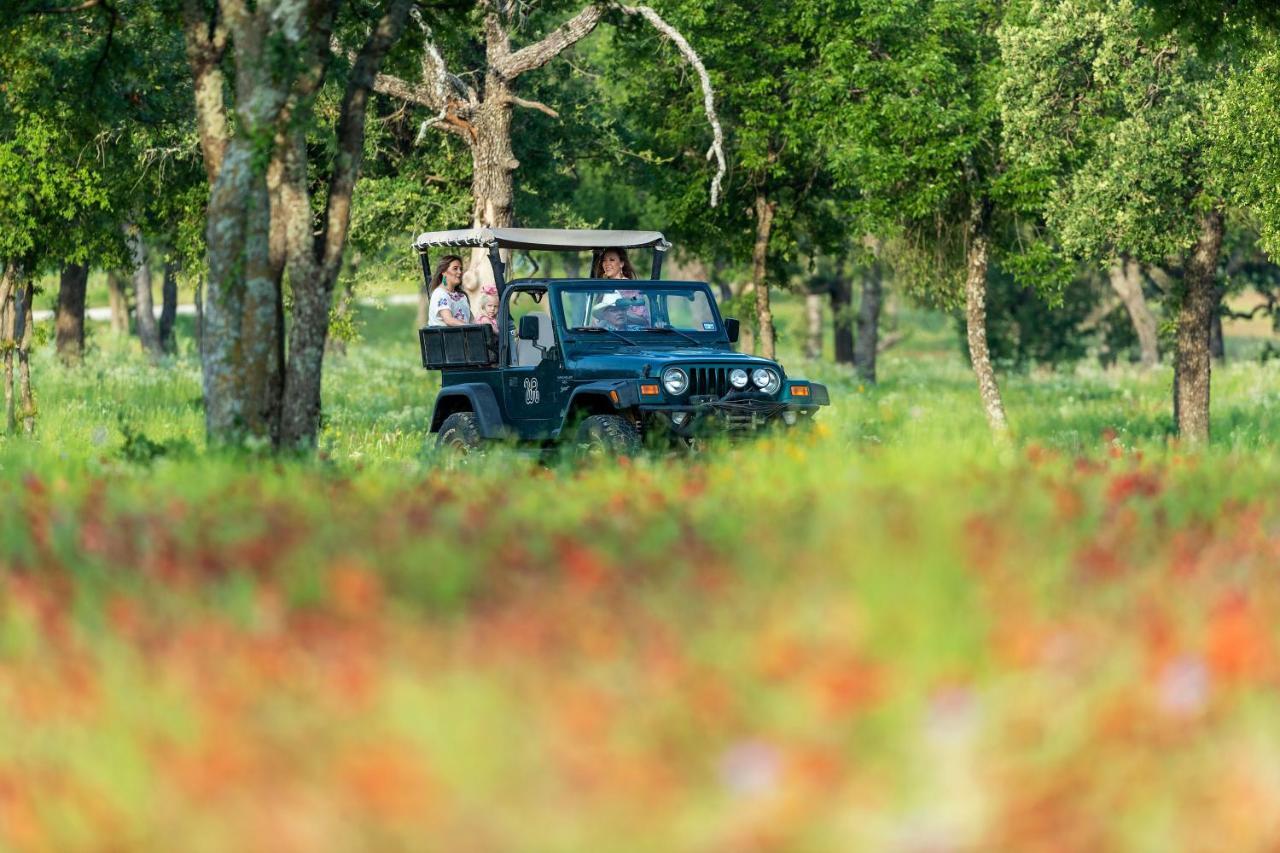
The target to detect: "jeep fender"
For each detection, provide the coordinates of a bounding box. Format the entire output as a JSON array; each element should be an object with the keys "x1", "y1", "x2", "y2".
[
  {"x1": 560, "y1": 381, "x2": 638, "y2": 427},
  {"x1": 430, "y1": 383, "x2": 505, "y2": 437}
]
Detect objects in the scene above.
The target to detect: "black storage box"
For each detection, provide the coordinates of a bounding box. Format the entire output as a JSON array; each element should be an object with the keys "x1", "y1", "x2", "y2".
[{"x1": 419, "y1": 324, "x2": 497, "y2": 369}]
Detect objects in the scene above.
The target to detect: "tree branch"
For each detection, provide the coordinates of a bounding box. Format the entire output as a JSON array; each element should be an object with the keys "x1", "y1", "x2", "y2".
[
  {"x1": 318, "y1": 0, "x2": 413, "y2": 281},
  {"x1": 181, "y1": 0, "x2": 230, "y2": 185},
  {"x1": 616, "y1": 4, "x2": 726, "y2": 207},
  {"x1": 366, "y1": 67, "x2": 441, "y2": 110},
  {"x1": 30, "y1": 0, "x2": 99, "y2": 12},
  {"x1": 503, "y1": 94, "x2": 560, "y2": 118},
  {"x1": 334, "y1": 14, "x2": 477, "y2": 143},
  {"x1": 492, "y1": 3, "x2": 606, "y2": 80},
  {"x1": 366, "y1": 69, "x2": 474, "y2": 140}
]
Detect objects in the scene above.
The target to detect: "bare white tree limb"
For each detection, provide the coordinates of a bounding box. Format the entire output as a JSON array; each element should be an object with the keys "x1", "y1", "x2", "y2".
[{"x1": 616, "y1": 4, "x2": 726, "y2": 207}]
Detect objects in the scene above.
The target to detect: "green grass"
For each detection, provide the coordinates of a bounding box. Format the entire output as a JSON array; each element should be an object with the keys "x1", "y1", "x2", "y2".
[{"x1": 1, "y1": 294, "x2": 1279, "y2": 849}]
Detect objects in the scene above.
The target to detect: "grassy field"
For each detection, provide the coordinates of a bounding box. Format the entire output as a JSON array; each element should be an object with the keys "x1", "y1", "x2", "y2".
[{"x1": 2, "y1": 297, "x2": 1280, "y2": 851}]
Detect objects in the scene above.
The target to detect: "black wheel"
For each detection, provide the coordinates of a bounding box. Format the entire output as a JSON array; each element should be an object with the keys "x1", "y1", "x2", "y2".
[
  {"x1": 436, "y1": 412, "x2": 484, "y2": 465},
  {"x1": 575, "y1": 414, "x2": 641, "y2": 458}
]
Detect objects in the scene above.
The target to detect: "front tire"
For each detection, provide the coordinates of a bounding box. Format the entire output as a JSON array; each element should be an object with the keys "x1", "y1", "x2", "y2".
[
  {"x1": 436, "y1": 412, "x2": 484, "y2": 465},
  {"x1": 575, "y1": 414, "x2": 641, "y2": 458}
]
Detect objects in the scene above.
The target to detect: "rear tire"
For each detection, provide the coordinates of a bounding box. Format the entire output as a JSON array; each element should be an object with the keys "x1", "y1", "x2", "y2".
[
  {"x1": 576, "y1": 414, "x2": 641, "y2": 458},
  {"x1": 436, "y1": 412, "x2": 484, "y2": 465}
]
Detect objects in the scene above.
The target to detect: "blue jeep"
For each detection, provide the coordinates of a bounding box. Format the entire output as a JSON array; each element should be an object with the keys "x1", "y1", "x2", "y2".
[{"x1": 416, "y1": 227, "x2": 830, "y2": 456}]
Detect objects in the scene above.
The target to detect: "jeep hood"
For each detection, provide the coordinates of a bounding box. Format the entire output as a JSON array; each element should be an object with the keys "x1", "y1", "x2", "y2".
[{"x1": 570, "y1": 349, "x2": 782, "y2": 380}]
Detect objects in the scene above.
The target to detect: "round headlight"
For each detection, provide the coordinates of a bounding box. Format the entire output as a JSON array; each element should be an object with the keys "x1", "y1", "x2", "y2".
[
  {"x1": 752, "y1": 368, "x2": 781, "y2": 394},
  {"x1": 662, "y1": 367, "x2": 689, "y2": 395},
  {"x1": 729, "y1": 368, "x2": 749, "y2": 389}
]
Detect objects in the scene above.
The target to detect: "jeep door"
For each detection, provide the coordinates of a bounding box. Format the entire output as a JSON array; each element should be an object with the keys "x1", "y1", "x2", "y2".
[{"x1": 503, "y1": 288, "x2": 567, "y2": 437}]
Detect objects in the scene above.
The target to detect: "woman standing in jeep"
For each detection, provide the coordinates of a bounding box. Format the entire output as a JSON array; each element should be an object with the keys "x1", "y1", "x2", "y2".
[
  {"x1": 428, "y1": 254, "x2": 472, "y2": 327},
  {"x1": 591, "y1": 248, "x2": 636, "y2": 280},
  {"x1": 593, "y1": 248, "x2": 650, "y2": 325}
]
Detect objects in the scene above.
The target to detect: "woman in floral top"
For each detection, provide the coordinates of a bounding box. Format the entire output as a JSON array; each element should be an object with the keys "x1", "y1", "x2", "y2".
[{"x1": 427, "y1": 255, "x2": 472, "y2": 326}]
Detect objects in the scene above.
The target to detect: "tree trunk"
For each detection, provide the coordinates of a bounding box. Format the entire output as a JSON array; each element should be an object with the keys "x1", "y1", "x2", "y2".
[
  {"x1": 127, "y1": 228, "x2": 163, "y2": 358},
  {"x1": 107, "y1": 270, "x2": 130, "y2": 334},
  {"x1": 15, "y1": 280, "x2": 35, "y2": 435},
  {"x1": 1, "y1": 263, "x2": 14, "y2": 433},
  {"x1": 830, "y1": 273, "x2": 854, "y2": 365},
  {"x1": 417, "y1": 282, "x2": 430, "y2": 329},
  {"x1": 185, "y1": 0, "x2": 337, "y2": 447},
  {"x1": 328, "y1": 284, "x2": 352, "y2": 358},
  {"x1": 1173, "y1": 209, "x2": 1224, "y2": 444},
  {"x1": 279, "y1": 262, "x2": 335, "y2": 449},
  {"x1": 55, "y1": 263, "x2": 89, "y2": 364},
  {"x1": 328, "y1": 254, "x2": 358, "y2": 358},
  {"x1": 1209, "y1": 287, "x2": 1225, "y2": 363},
  {"x1": 1108, "y1": 259, "x2": 1159, "y2": 368},
  {"x1": 463, "y1": 86, "x2": 518, "y2": 302},
  {"x1": 855, "y1": 264, "x2": 883, "y2": 384},
  {"x1": 804, "y1": 290, "x2": 823, "y2": 359},
  {"x1": 278, "y1": 4, "x2": 408, "y2": 449},
  {"x1": 159, "y1": 261, "x2": 179, "y2": 355},
  {"x1": 202, "y1": 137, "x2": 284, "y2": 444},
  {"x1": 728, "y1": 274, "x2": 755, "y2": 353},
  {"x1": 193, "y1": 275, "x2": 204, "y2": 359},
  {"x1": 3, "y1": 298, "x2": 13, "y2": 435},
  {"x1": 964, "y1": 199, "x2": 1009, "y2": 436},
  {"x1": 563, "y1": 253, "x2": 582, "y2": 280},
  {"x1": 751, "y1": 193, "x2": 777, "y2": 360}
]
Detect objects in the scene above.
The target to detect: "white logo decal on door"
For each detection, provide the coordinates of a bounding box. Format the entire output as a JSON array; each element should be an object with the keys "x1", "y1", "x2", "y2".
[{"x1": 524, "y1": 378, "x2": 540, "y2": 405}]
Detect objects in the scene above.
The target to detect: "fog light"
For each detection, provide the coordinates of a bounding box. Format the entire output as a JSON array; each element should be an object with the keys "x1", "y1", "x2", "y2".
[
  {"x1": 729, "y1": 368, "x2": 749, "y2": 389},
  {"x1": 782, "y1": 411, "x2": 798, "y2": 426},
  {"x1": 671, "y1": 412, "x2": 691, "y2": 426}
]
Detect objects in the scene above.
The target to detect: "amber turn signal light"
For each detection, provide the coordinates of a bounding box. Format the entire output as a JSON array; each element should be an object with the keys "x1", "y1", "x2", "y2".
[
  {"x1": 639, "y1": 384, "x2": 661, "y2": 396},
  {"x1": 792, "y1": 385, "x2": 810, "y2": 397}
]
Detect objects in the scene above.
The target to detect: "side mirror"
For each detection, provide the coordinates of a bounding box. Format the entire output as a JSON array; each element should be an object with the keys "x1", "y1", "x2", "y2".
[
  {"x1": 518, "y1": 314, "x2": 540, "y2": 341},
  {"x1": 724, "y1": 318, "x2": 740, "y2": 344}
]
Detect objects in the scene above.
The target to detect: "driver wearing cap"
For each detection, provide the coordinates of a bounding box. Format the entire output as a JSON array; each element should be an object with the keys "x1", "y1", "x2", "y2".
[{"x1": 592, "y1": 292, "x2": 651, "y2": 331}]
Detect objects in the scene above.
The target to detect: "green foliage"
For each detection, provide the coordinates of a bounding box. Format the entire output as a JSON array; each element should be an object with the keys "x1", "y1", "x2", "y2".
[
  {"x1": 831, "y1": 0, "x2": 1004, "y2": 226},
  {"x1": 1208, "y1": 38, "x2": 1280, "y2": 256},
  {"x1": 0, "y1": 1, "x2": 200, "y2": 273},
  {"x1": 1140, "y1": 0, "x2": 1280, "y2": 49},
  {"x1": 999, "y1": 0, "x2": 1221, "y2": 264},
  {"x1": 0, "y1": 115, "x2": 111, "y2": 264},
  {"x1": 817, "y1": 0, "x2": 1069, "y2": 305},
  {"x1": 976, "y1": 262, "x2": 1099, "y2": 368},
  {"x1": 602, "y1": 0, "x2": 852, "y2": 265},
  {"x1": 117, "y1": 414, "x2": 194, "y2": 465}
]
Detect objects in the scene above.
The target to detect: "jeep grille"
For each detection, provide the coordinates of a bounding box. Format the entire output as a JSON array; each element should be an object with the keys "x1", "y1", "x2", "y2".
[{"x1": 688, "y1": 366, "x2": 730, "y2": 397}]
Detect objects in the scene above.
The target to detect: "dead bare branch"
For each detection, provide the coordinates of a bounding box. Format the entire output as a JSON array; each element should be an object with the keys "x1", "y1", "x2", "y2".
[{"x1": 616, "y1": 4, "x2": 726, "y2": 207}]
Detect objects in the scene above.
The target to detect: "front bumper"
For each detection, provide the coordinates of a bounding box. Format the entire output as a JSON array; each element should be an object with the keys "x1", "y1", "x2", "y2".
[{"x1": 636, "y1": 383, "x2": 829, "y2": 434}]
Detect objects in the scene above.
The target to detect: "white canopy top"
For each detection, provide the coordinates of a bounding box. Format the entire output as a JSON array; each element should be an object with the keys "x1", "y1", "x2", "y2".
[{"x1": 414, "y1": 227, "x2": 670, "y2": 252}]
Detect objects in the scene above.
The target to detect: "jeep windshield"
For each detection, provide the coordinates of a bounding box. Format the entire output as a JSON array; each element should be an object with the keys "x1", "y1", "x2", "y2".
[{"x1": 559, "y1": 285, "x2": 721, "y2": 338}]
